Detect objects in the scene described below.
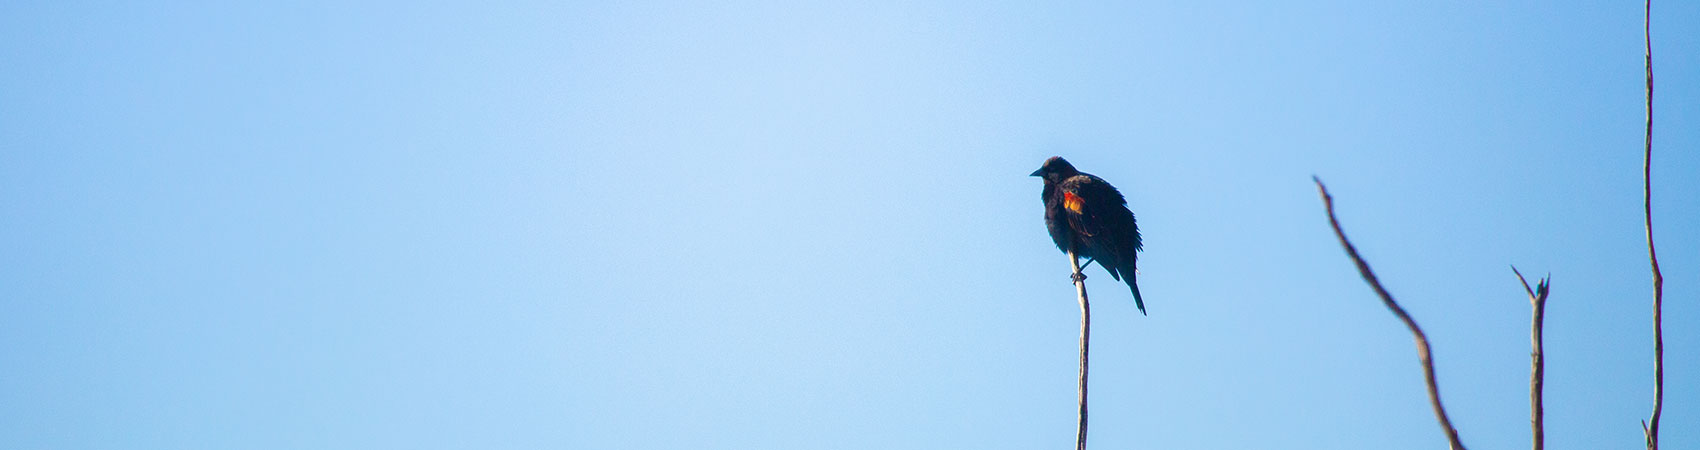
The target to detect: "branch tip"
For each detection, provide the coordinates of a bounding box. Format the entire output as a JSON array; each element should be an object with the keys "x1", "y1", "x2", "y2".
[{"x1": 1317, "y1": 184, "x2": 1466, "y2": 450}]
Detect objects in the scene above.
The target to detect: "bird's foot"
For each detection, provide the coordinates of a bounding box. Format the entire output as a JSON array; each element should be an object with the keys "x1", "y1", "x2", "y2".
[{"x1": 1070, "y1": 272, "x2": 1087, "y2": 283}]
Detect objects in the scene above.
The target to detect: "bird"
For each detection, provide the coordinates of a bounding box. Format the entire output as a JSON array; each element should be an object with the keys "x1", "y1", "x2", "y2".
[{"x1": 1031, "y1": 156, "x2": 1146, "y2": 314}]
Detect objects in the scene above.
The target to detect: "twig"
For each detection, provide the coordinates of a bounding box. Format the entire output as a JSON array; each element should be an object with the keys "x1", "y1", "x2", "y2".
[
  {"x1": 1514, "y1": 267, "x2": 1551, "y2": 450},
  {"x1": 1314, "y1": 177, "x2": 1467, "y2": 450},
  {"x1": 1068, "y1": 250, "x2": 1091, "y2": 450},
  {"x1": 1642, "y1": 1, "x2": 1664, "y2": 448}
]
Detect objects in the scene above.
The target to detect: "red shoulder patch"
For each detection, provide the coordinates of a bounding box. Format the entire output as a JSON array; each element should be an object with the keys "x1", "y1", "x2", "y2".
[{"x1": 1063, "y1": 192, "x2": 1085, "y2": 213}]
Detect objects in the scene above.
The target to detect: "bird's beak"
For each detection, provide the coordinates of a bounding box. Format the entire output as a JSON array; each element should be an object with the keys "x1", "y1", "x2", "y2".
[{"x1": 1029, "y1": 168, "x2": 1044, "y2": 177}]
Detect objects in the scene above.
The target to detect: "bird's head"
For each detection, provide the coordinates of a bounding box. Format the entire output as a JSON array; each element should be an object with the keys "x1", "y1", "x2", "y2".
[{"x1": 1029, "y1": 156, "x2": 1079, "y2": 182}]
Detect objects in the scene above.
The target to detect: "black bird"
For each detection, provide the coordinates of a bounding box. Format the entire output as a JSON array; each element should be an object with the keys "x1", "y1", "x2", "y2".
[{"x1": 1031, "y1": 156, "x2": 1146, "y2": 314}]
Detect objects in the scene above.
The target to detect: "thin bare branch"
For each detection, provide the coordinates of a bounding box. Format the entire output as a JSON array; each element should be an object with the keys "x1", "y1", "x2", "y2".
[
  {"x1": 1514, "y1": 266, "x2": 1551, "y2": 450},
  {"x1": 1643, "y1": 1, "x2": 1664, "y2": 448},
  {"x1": 1065, "y1": 250, "x2": 1091, "y2": 450},
  {"x1": 1314, "y1": 177, "x2": 1467, "y2": 450}
]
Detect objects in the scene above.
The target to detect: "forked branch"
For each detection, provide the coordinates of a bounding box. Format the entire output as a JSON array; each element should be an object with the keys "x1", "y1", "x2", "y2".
[
  {"x1": 1314, "y1": 177, "x2": 1467, "y2": 450},
  {"x1": 1514, "y1": 267, "x2": 1551, "y2": 450}
]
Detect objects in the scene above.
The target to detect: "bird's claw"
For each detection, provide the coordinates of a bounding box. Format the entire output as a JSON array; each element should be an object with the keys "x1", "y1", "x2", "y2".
[{"x1": 1070, "y1": 272, "x2": 1087, "y2": 283}]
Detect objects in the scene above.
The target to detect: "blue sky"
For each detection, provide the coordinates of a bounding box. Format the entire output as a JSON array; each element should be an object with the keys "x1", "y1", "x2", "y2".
[{"x1": 2, "y1": 1, "x2": 1697, "y2": 449}]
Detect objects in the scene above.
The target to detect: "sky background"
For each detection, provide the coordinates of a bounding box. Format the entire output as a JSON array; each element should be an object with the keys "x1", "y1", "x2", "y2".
[{"x1": 2, "y1": 1, "x2": 1697, "y2": 449}]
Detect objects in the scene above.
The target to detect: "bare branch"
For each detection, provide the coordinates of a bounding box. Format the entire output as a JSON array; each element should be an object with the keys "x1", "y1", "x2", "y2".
[
  {"x1": 1514, "y1": 266, "x2": 1551, "y2": 450},
  {"x1": 1643, "y1": 1, "x2": 1665, "y2": 448},
  {"x1": 1314, "y1": 177, "x2": 1467, "y2": 450},
  {"x1": 1068, "y1": 250, "x2": 1091, "y2": 450}
]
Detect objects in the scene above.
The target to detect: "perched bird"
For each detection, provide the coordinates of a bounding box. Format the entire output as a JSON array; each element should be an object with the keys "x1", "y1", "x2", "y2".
[{"x1": 1031, "y1": 156, "x2": 1146, "y2": 314}]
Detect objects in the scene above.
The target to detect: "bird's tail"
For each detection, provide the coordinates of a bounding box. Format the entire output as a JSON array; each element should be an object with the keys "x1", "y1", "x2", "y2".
[
  {"x1": 1126, "y1": 270, "x2": 1145, "y2": 315},
  {"x1": 1103, "y1": 261, "x2": 1146, "y2": 315}
]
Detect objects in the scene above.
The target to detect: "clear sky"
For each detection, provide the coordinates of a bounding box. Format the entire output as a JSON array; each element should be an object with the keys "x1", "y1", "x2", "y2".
[{"x1": 2, "y1": 1, "x2": 1697, "y2": 449}]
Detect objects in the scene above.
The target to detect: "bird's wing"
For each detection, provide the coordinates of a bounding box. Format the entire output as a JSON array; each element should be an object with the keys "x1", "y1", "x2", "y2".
[
  {"x1": 1063, "y1": 173, "x2": 1146, "y2": 314},
  {"x1": 1060, "y1": 176, "x2": 1115, "y2": 235},
  {"x1": 1062, "y1": 175, "x2": 1141, "y2": 253}
]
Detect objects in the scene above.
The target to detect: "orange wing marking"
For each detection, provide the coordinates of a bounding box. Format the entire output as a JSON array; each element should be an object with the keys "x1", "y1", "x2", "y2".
[{"x1": 1063, "y1": 191, "x2": 1085, "y2": 214}]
